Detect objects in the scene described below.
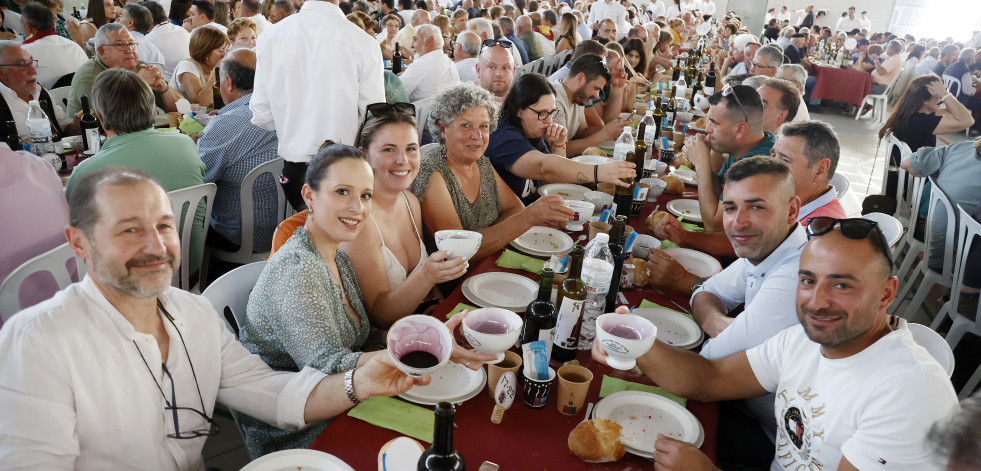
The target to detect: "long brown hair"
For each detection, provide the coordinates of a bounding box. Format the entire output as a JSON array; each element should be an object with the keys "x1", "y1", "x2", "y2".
[{"x1": 878, "y1": 74, "x2": 941, "y2": 141}]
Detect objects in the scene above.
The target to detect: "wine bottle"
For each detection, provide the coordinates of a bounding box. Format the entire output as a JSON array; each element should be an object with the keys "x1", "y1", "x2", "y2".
[
  {"x1": 605, "y1": 216, "x2": 627, "y2": 311},
  {"x1": 704, "y1": 62, "x2": 717, "y2": 95},
  {"x1": 212, "y1": 66, "x2": 224, "y2": 109},
  {"x1": 663, "y1": 88, "x2": 676, "y2": 125},
  {"x1": 418, "y1": 402, "x2": 465, "y2": 471},
  {"x1": 691, "y1": 72, "x2": 703, "y2": 107},
  {"x1": 521, "y1": 268, "x2": 557, "y2": 359},
  {"x1": 650, "y1": 97, "x2": 664, "y2": 141},
  {"x1": 633, "y1": 129, "x2": 648, "y2": 173},
  {"x1": 552, "y1": 246, "x2": 587, "y2": 363},
  {"x1": 670, "y1": 58, "x2": 681, "y2": 85},
  {"x1": 392, "y1": 43, "x2": 403, "y2": 74},
  {"x1": 80, "y1": 96, "x2": 100, "y2": 153},
  {"x1": 613, "y1": 151, "x2": 634, "y2": 219},
  {"x1": 4, "y1": 120, "x2": 20, "y2": 151}
]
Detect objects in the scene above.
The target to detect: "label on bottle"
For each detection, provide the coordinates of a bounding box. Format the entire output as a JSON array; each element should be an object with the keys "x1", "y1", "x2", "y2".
[
  {"x1": 553, "y1": 296, "x2": 584, "y2": 350},
  {"x1": 85, "y1": 128, "x2": 101, "y2": 153},
  {"x1": 612, "y1": 142, "x2": 632, "y2": 161},
  {"x1": 643, "y1": 125, "x2": 656, "y2": 146}
]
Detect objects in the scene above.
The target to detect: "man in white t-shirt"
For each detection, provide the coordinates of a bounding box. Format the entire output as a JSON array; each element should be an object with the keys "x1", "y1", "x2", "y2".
[
  {"x1": 399, "y1": 24, "x2": 459, "y2": 101},
  {"x1": 453, "y1": 31, "x2": 480, "y2": 83},
  {"x1": 595, "y1": 217, "x2": 958, "y2": 470}
]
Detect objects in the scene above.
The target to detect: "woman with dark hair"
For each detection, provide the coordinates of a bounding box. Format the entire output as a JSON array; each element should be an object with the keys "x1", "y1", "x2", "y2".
[
  {"x1": 75, "y1": 0, "x2": 116, "y2": 46},
  {"x1": 169, "y1": 0, "x2": 192, "y2": 25},
  {"x1": 622, "y1": 38, "x2": 648, "y2": 78},
  {"x1": 648, "y1": 29, "x2": 675, "y2": 74},
  {"x1": 485, "y1": 73, "x2": 636, "y2": 202}
]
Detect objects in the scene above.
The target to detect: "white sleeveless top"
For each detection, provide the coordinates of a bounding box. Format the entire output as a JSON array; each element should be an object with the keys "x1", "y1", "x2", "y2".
[{"x1": 371, "y1": 191, "x2": 427, "y2": 290}]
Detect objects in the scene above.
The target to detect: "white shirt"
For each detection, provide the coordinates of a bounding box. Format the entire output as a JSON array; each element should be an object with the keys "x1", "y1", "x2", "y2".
[
  {"x1": 701, "y1": 0, "x2": 716, "y2": 17},
  {"x1": 21, "y1": 34, "x2": 87, "y2": 90},
  {"x1": 132, "y1": 31, "x2": 166, "y2": 68},
  {"x1": 587, "y1": 0, "x2": 626, "y2": 29},
  {"x1": 2, "y1": 9, "x2": 22, "y2": 34},
  {"x1": 250, "y1": 13, "x2": 273, "y2": 35},
  {"x1": 145, "y1": 22, "x2": 191, "y2": 81},
  {"x1": 747, "y1": 318, "x2": 957, "y2": 470},
  {"x1": 169, "y1": 59, "x2": 206, "y2": 97},
  {"x1": 915, "y1": 56, "x2": 939, "y2": 77},
  {"x1": 776, "y1": 10, "x2": 791, "y2": 22},
  {"x1": 400, "y1": 49, "x2": 460, "y2": 102},
  {"x1": 679, "y1": 0, "x2": 701, "y2": 13},
  {"x1": 695, "y1": 224, "x2": 807, "y2": 360},
  {"x1": 790, "y1": 97, "x2": 810, "y2": 123},
  {"x1": 647, "y1": 0, "x2": 665, "y2": 19},
  {"x1": 835, "y1": 16, "x2": 861, "y2": 33},
  {"x1": 252, "y1": 1, "x2": 384, "y2": 161},
  {"x1": 534, "y1": 31, "x2": 556, "y2": 57},
  {"x1": 0, "y1": 81, "x2": 72, "y2": 138},
  {"x1": 199, "y1": 22, "x2": 228, "y2": 35},
  {"x1": 455, "y1": 57, "x2": 478, "y2": 83},
  {"x1": 0, "y1": 276, "x2": 326, "y2": 470},
  {"x1": 860, "y1": 17, "x2": 871, "y2": 31}
]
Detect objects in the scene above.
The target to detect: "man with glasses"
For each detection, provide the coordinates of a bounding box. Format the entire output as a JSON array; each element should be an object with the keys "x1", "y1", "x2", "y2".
[
  {"x1": 0, "y1": 166, "x2": 434, "y2": 469},
  {"x1": 750, "y1": 44, "x2": 783, "y2": 78},
  {"x1": 0, "y1": 40, "x2": 72, "y2": 138},
  {"x1": 66, "y1": 23, "x2": 182, "y2": 116},
  {"x1": 598, "y1": 205, "x2": 958, "y2": 470},
  {"x1": 399, "y1": 24, "x2": 459, "y2": 101}
]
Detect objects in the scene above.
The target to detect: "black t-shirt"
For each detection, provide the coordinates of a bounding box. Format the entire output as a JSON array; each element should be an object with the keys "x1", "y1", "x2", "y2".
[
  {"x1": 763, "y1": 27, "x2": 780, "y2": 41},
  {"x1": 894, "y1": 112, "x2": 943, "y2": 153}
]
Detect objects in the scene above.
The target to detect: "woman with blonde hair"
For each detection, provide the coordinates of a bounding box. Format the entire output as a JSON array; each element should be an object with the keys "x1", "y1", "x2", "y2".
[
  {"x1": 227, "y1": 17, "x2": 257, "y2": 49},
  {"x1": 169, "y1": 26, "x2": 230, "y2": 108},
  {"x1": 553, "y1": 12, "x2": 578, "y2": 53}
]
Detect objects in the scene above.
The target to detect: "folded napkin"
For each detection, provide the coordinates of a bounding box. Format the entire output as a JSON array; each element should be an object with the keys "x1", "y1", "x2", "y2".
[
  {"x1": 640, "y1": 299, "x2": 694, "y2": 321},
  {"x1": 677, "y1": 165, "x2": 695, "y2": 173},
  {"x1": 446, "y1": 302, "x2": 476, "y2": 319},
  {"x1": 178, "y1": 115, "x2": 205, "y2": 135},
  {"x1": 676, "y1": 216, "x2": 705, "y2": 232},
  {"x1": 599, "y1": 375, "x2": 687, "y2": 407},
  {"x1": 347, "y1": 396, "x2": 435, "y2": 443},
  {"x1": 496, "y1": 249, "x2": 545, "y2": 274},
  {"x1": 659, "y1": 239, "x2": 680, "y2": 249}
]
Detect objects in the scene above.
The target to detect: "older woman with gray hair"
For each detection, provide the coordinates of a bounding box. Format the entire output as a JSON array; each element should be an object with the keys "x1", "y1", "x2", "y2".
[{"x1": 409, "y1": 83, "x2": 573, "y2": 260}]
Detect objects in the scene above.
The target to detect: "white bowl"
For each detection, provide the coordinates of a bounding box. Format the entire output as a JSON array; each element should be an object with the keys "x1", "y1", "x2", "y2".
[
  {"x1": 596, "y1": 313, "x2": 657, "y2": 370},
  {"x1": 629, "y1": 234, "x2": 661, "y2": 258},
  {"x1": 387, "y1": 315, "x2": 454, "y2": 377},
  {"x1": 434, "y1": 230, "x2": 482, "y2": 259},
  {"x1": 639, "y1": 178, "x2": 667, "y2": 201},
  {"x1": 462, "y1": 308, "x2": 523, "y2": 364},
  {"x1": 584, "y1": 190, "x2": 614, "y2": 212},
  {"x1": 564, "y1": 200, "x2": 595, "y2": 232}
]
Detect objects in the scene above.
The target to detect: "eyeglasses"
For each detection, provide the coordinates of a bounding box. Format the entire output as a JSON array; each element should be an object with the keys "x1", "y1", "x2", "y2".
[
  {"x1": 0, "y1": 59, "x2": 37, "y2": 68},
  {"x1": 805, "y1": 217, "x2": 893, "y2": 268},
  {"x1": 355, "y1": 102, "x2": 417, "y2": 146},
  {"x1": 481, "y1": 38, "x2": 513, "y2": 50},
  {"x1": 526, "y1": 106, "x2": 559, "y2": 121},
  {"x1": 720, "y1": 84, "x2": 749, "y2": 123},
  {"x1": 133, "y1": 301, "x2": 220, "y2": 440},
  {"x1": 106, "y1": 42, "x2": 138, "y2": 50},
  {"x1": 750, "y1": 61, "x2": 773, "y2": 70}
]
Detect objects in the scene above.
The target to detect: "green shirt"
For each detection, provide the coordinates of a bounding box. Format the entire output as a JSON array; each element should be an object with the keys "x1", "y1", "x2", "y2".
[
  {"x1": 716, "y1": 132, "x2": 778, "y2": 199},
  {"x1": 520, "y1": 31, "x2": 544, "y2": 62},
  {"x1": 66, "y1": 57, "x2": 166, "y2": 116},
  {"x1": 67, "y1": 129, "x2": 207, "y2": 273}
]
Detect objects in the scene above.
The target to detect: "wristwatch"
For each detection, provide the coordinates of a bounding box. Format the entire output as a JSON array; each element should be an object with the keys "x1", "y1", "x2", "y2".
[
  {"x1": 344, "y1": 369, "x2": 364, "y2": 404},
  {"x1": 690, "y1": 276, "x2": 707, "y2": 295}
]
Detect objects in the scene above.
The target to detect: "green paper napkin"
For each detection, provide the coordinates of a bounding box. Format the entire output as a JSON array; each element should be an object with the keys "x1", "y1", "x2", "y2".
[
  {"x1": 178, "y1": 115, "x2": 205, "y2": 135},
  {"x1": 496, "y1": 249, "x2": 545, "y2": 274},
  {"x1": 676, "y1": 216, "x2": 705, "y2": 233},
  {"x1": 677, "y1": 165, "x2": 694, "y2": 173},
  {"x1": 599, "y1": 147, "x2": 613, "y2": 155},
  {"x1": 446, "y1": 302, "x2": 476, "y2": 319},
  {"x1": 347, "y1": 396, "x2": 434, "y2": 443},
  {"x1": 639, "y1": 299, "x2": 694, "y2": 321},
  {"x1": 599, "y1": 375, "x2": 687, "y2": 407},
  {"x1": 659, "y1": 239, "x2": 680, "y2": 249}
]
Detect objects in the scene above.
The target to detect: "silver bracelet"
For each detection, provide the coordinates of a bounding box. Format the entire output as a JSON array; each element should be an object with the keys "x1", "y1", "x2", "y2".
[{"x1": 344, "y1": 369, "x2": 364, "y2": 404}]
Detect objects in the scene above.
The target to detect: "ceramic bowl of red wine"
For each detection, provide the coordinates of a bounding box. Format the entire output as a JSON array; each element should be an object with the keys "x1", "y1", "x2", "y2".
[
  {"x1": 434, "y1": 230, "x2": 483, "y2": 259},
  {"x1": 595, "y1": 313, "x2": 658, "y2": 370},
  {"x1": 461, "y1": 308, "x2": 523, "y2": 364},
  {"x1": 387, "y1": 315, "x2": 454, "y2": 377}
]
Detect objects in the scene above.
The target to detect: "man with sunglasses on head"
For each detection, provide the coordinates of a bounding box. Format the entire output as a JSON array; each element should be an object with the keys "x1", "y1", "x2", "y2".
[
  {"x1": 0, "y1": 167, "x2": 436, "y2": 470},
  {"x1": 597, "y1": 202, "x2": 958, "y2": 470},
  {"x1": 552, "y1": 53, "x2": 628, "y2": 157},
  {"x1": 475, "y1": 37, "x2": 515, "y2": 103}
]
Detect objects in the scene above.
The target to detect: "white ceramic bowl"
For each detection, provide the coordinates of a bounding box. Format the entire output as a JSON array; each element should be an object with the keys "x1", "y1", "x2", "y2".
[
  {"x1": 387, "y1": 315, "x2": 454, "y2": 377},
  {"x1": 434, "y1": 230, "x2": 482, "y2": 259},
  {"x1": 596, "y1": 313, "x2": 657, "y2": 370},
  {"x1": 564, "y1": 200, "x2": 595, "y2": 232},
  {"x1": 640, "y1": 178, "x2": 667, "y2": 201},
  {"x1": 584, "y1": 190, "x2": 614, "y2": 212},
  {"x1": 462, "y1": 308, "x2": 523, "y2": 364},
  {"x1": 629, "y1": 234, "x2": 662, "y2": 258}
]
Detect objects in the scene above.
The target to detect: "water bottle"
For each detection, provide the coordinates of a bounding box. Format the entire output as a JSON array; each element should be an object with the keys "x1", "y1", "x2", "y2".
[
  {"x1": 26, "y1": 100, "x2": 53, "y2": 155},
  {"x1": 675, "y1": 76, "x2": 688, "y2": 103},
  {"x1": 578, "y1": 233, "x2": 614, "y2": 349},
  {"x1": 641, "y1": 108, "x2": 656, "y2": 148},
  {"x1": 612, "y1": 126, "x2": 633, "y2": 162}
]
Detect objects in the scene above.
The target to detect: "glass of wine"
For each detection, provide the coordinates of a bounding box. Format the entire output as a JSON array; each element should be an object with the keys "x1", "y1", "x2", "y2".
[
  {"x1": 387, "y1": 315, "x2": 454, "y2": 377},
  {"x1": 595, "y1": 313, "x2": 657, "y2": 370},
  {"x1": 461, "y1": 308, "x2": 522, "y2": 364}
]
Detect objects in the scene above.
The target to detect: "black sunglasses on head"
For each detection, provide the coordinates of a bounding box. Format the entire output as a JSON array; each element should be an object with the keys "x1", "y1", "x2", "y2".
[
  {"x1": 356, "y1": 102, "x2": 417, "y2": 146},
  {"x1": 481, "y1": 38, "x2": 513, "y2": 50},
  {"x1": 805, "y1": 217, "x2": 894, "y2": 268}
]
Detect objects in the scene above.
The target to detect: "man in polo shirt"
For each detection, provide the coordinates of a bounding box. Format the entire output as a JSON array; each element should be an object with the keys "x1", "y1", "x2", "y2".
[{"x1": 66, "y1": 23, "x2": 182, "y2": 116}]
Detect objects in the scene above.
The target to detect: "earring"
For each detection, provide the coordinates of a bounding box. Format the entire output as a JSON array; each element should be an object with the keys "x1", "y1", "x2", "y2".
[{"x1": 308, "y1": 206, "x2": 313, "y2": 215}]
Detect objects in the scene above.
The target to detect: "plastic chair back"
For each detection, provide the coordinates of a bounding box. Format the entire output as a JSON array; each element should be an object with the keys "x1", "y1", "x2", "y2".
[
  {"x1": 210, "y1": 158, "x2": 286, "y2": 264},
  {"x1": 884, "y1": 133, "x2": 914, "y2": 219},
  {"x1": 946, "y1": 205, "x2": 981, "y2": 327},
  {"x1": 48, "y1": 86, "x2": 71, "y2": 109},
  {"x1": 941, "y1": 74, "x2": 962, "y2": 98},
  {"x1": 168, "y1": 183, "x2": 217, "y2": 290},
  {"x1": 923, "y1": 176, "x2": 958, "y2": 277},
  {"x1": 0, "y1": 243, "x2": 86, "y2": 323},
  {"x1": 908, "y1": 322, "x2": 955, "y2": 377},
  {"x1": 830, "y1": 172, "x2": 850, "y2": 199},
  {"x1": 201, "y1": 261, "x2": 266, "y2": 336}
]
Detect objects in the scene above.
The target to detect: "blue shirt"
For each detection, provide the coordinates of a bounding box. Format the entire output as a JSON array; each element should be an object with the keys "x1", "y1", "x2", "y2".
[
  {"x1": 198, "y1": 93, "x2": 281, "y2": 252},
  {"x1": 505, "y1": 32, "x2": 530, "y2": 64},
  {"x1": 485, "y1": 121, "x2": 550, "y2": 203},
  {"x1": 717, "y1": 132, "x2": 778, "y2": 199}
]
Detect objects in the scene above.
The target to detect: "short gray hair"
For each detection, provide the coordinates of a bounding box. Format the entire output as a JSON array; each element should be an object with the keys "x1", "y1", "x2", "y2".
[
  {"x1": 756, "y1": 44, "x2": 784, "y2": 67},
  {"x1": 960, "y1": 47, "x2": 976, "y2": 62},
  {"x1": 456, "y1": 31, "x2": 481, "y2": 56},
  {"x1": 777, "y1": 63, "x2": 807, "y2": 89},
  {"x1": 412, "y1": 8, "x2": 429, "y2": 23},
  {"x1": 780, "y1": 25, "x2": 796, "y2": 38},
  {"x1": 929, "y1": 394, "x2": 981, "y2": 470},
  {"x1": 0, "y1": 40, "x2": 21, "y2": 59},
  {"x1": 428, "y1": 82, "x2": 499, "y2": 144},
  {"x1": 219, "y1": 53, "x2": 255, "y2": 93},
  {"x1": 741, "y1": 75, "x2": 768, "y2": 89},
  {"x1": 467, "y1": 17, "x2": 493, "y2": 39},
  {"x1": 416, "y1": 24, "x2": 443, "y2": 49},
  {"x1": 94, "y1": 23, "x2": 128, "y2": 49},
  {"x1": 779, "y1": 120, "x2": 840, "y2": 181},
  {"x1": 731, "y1": 33, "x2": 757, "y2": 51},
  {"x1": 498, "y1": 16, "x2": 515, "y2": 34},
  {"x1": 123, "y1": 3, "x2": 153, "y2": 34},
  {"x1": 91, "y1": 68, "x2": 155, "y2": 134}
]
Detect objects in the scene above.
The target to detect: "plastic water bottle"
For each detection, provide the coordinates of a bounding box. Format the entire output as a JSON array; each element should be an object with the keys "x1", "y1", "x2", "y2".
[
  {"x1": 612, "y1": 126, "x2": 633, "y2": 162},
  {"x1": 578, "y1": 233, "x2": 615, "y2": 349},
  {"x1": 641, "y1": 108, "x2": 657, "y2": 148},
  {"x1": 26, "y1": 100, "x2": 53, "y2": 155},
  {"x1": 675, "y1": 76, "x2": 688, "y2": 102}
]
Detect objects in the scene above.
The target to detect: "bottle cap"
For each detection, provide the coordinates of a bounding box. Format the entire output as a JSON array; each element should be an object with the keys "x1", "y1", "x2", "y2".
[
  {"x1": 594, "y1": 232, "x2": 609, "y2": 243},
  {"x1": 622, "y1": 126, "x2": 631, "y2": 133}
]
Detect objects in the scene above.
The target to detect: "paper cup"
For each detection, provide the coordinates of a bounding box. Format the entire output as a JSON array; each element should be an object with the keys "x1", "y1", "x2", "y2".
[
  {"x1": 588, "y1": 221, "x2": 612, "y2": 240},
  {"x1": 597, "y1": 182, "x2": 615, "y2": 196},
  {"x1": 556, "y1": 365, "x2": 593, "y2": 415},
  {"x1": 486, "y1": 351, "x2": 522, "y2": 398},
  {"x1": 167, "y1": 112, "x2": 181, "y2": 127},
  {"x1": 522, "y1": 367, "x2": 556, "y2": 408}
]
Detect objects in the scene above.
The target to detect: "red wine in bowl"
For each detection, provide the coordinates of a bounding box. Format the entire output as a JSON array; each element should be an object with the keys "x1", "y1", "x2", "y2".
[
  {"x1": 400, "y1": 350, "x2": 439, "y2": 368},
  {"x1": 607, "y1": 325, "x2": 643, "y2": 340},
  {"x1": 471, "y1": 320, "x2": 509, "y2": 335}
]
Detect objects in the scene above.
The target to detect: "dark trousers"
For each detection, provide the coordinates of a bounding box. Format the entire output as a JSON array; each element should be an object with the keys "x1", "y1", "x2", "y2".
[{"x1": 282, "y1": 161, "x2": 309, "y2": 212}]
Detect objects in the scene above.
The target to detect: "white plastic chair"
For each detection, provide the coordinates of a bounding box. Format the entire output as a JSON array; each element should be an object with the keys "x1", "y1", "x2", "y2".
[
  {"x1": 883, "y1": 133, "x2": 914, "y2": 224},
  {"x1": 208, "y1": 158, "x2": 287, "y2": 265},
  {"x1": 908, "y1": 322, "x2": 955, "y2": 378},
  {"x1": 829, "y1": 172, "x2": 850, "y2": 199},
  {"x1": 201, "y1": 261, "x2": 266, "y2": 337},
  {"x1": 47, "y1": 86, "x2": 71, "y2": 108},
  {"x1": 929, "y1": 205, "x2": 981, "y2": 398},
  {"x1": 940, "y1": 75, "x2": 971, "y2": 136},
  {"x1": 855, "y1": 72, "x2": 898, "y2": 123},
  {"x1": 0, "y1": 243, "x2": 86, "y2": 323},
  {"x1": 891, "y1": 177, "x2": 957, "y2": 321},
  {"x1": 892, "y1": 175, "x2": 926, "y2": 286},
  {"x1": 168, "y1": 183, "x2": 217, "y2": 291}
]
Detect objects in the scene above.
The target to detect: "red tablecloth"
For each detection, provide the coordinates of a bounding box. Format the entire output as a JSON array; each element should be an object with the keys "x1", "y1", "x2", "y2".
[
  {"x1": 309, "y1": 189, "x2": 719, "y2": 469},
  {"x1": 811, "y1": 65, "x2": 873, "y2": 107}
]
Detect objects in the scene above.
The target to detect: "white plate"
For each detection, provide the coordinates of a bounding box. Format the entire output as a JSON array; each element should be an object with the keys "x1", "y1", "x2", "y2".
[
  {"x1": 666, "y1": 199, "x2": 702, "y2": 223},
  {"x1": 511, "y1": 226, "x2": 574, "y2": 256},
  {"x1": 571, "y1": 155, "x2": 610, "y2": 165},
  {"x1": 632, "y1": 308, "x2": 703, "y2": 349},
  {"x1": 398, "y1": 361, "x2": 486, "y2": 405},
  {"x1": 663, "y1": 248, "x2": 722, "y2": 278},
  {"x1": 862, "y1": 212, "x2": 904, "y2": 247},
  {"x1": 462, "y1": 272, "x2": 538, "y2": 310},
  {"x1": 671, "y1": 169, "x2": 697, "y2": 185},
  {"x1": 538, "y1": 183, "x2": 591, "y2": 201},
  {"x1": 592, "y1": 391, "x2": 704, "y2": 456},
  {"x1": 240, "y1": 449, "x2": 354, "y2": 471}
]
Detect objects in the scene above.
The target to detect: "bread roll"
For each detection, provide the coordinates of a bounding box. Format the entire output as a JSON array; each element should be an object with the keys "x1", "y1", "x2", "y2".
[
  {"x1": 646, "y1": 210, "x2": 669, "y2": 233},
  {"x1": 568, "y1": 418, "x2": 627, "y2": 463},
  {"x1": 695, "y1": 117, "x2": 708, "y2": 128},
  {"x1": 663, "y1": 175, "x2": 685, "y2": 194},
  {"x1": 627, "y1": 257, "x2": 650, "y2": 286},
  {"x1": 675, "y1": 153, "x2": 692, "y2": 169},
  {"x1": 583, "y1": 146, "x2": 608, "y2": 156}
]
